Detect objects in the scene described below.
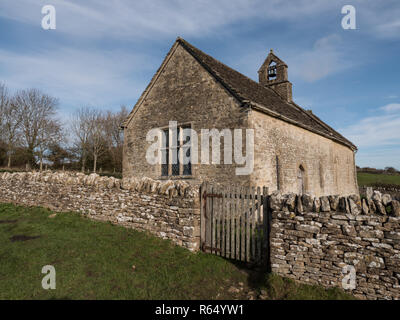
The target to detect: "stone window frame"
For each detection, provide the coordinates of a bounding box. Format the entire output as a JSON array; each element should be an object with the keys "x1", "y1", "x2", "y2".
[
  {"x1": 319, "y1": 159, "x2": 325, "y2": 191},
  {"x1": 275, "y1": 155, "x2": 281, "y2": 191},
  {"x1": 159, "y1": 122, "x2": 194, "y2": 179}
]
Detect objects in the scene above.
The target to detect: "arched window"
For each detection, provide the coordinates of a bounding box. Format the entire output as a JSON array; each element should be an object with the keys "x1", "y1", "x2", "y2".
[{"x1": 297, "y1": 165, "x2": 305, "y2": 195}]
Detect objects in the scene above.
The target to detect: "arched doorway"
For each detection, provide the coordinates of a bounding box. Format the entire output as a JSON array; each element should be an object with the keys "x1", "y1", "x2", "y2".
[{"x1": 297, "y1": 165, "x2": 305, "y2": 194}]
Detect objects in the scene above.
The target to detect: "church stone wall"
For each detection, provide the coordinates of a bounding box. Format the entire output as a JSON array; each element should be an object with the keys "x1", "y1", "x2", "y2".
[
  {"x1": 123, "y1": 44, "x2": 251, "y2": 187},
  {"x1": 249, "y1": 110, "x2": 358, "y2": 197},
  {"x1": 123, "y1": 43, "x2": 357, "y2": 196}
]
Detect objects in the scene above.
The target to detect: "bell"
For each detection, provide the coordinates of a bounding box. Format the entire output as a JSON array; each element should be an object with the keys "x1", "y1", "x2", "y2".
[{"x1": 268, "y1": 68, "x2": 277, "y2": 77}]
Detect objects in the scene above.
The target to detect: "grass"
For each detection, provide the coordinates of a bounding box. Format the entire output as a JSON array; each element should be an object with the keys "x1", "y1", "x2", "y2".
[
  {"x1": 0, "y1": 203, "x2": 353, "y2": 300},
  {"x1": 357, "y1": 172, "x2": 400, "y2": 187},
  {"x1": 259, "y1": 273, "x2": 353, "y2": 300}
]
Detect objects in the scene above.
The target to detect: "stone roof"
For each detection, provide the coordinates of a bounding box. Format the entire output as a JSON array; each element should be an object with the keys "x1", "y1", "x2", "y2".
[{"x1": 124, "y1": 37, "x2": 357, "y2": 151}]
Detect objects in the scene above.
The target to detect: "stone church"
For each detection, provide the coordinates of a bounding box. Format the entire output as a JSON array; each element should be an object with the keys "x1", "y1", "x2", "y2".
[{"x1": 122, "y1": 38, "x2": 358, "y2": 197}]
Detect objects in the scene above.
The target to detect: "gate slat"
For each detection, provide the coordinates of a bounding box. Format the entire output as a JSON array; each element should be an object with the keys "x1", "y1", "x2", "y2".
[
  {"x1": 207, "y1": 184, "x2": 212, "y2": 253},
  {"x1": 216, "y1": 186, "x2": 221, "y2": 255},
  {"x1": 231, "y1": 187, "x2": 236, "y2": 259},
  {"x1": 238, "y1": 187, "x2": 242, "y2": 261},
  {"x1": 236, "y1": 186, "x2": 240, "y2": 261},
  {"x1": 241, "y1": 186, "x2": 246, "y2": 261},
  {"x1": 211, "y1": 185, "x2": 216, "y2": 254},
  {"x1": 221, "y1": 186, "x2": 226, "y2": 257},
  {"x1": 227, "y1": 187, "x2": 230, "y2": 259},
  {"x1": 251, "y1": 186, "x2": 256, "y2": 261},
  {"x1": 245, "y1": 187, "x2": 250, "y2": 262},
  {"x1": 231, "y1": 186, "x2": 235, "y2": 260},
  {"x1": 214, "y1": 185, "x2": 218, "y2": 255},
  {"x1": 246, "y1": 188, "x2": 253, "y2": 261},
  {"x1": 234, "y1": 186, "x2": 239, "y2": 260},
  {"x1": 256, "y1": 187, "x2": 262, "y2": 262},
  {"x1": 262, "y1": 187, "x2": 269, "y2": 262}
]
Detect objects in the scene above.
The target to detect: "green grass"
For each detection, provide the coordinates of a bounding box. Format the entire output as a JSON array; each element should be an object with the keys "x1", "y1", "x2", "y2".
[
  {"x1": 259, "y1": 274, "x2": 354, "y2": 300},
  {"x1": 357, "y1": 172, "x2": 400, "y2": 187},
  {"x1": 0, "y1": 203, "x2": 353, "y2": 300}
]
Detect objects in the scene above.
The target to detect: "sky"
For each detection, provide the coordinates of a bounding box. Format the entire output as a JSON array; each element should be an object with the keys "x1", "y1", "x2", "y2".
[{"x1": 0, "y1": 0, "x2": 399, "y2": 169}]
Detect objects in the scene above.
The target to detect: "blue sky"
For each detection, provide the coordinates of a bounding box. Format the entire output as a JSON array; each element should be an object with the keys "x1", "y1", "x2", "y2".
[{"x1": 0, "y1": 0, "x2": 399, "y2": 169}]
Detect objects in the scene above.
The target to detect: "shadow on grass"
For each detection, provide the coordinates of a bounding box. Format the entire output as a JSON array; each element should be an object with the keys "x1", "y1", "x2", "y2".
[{"x1": 225, "y1": 259, "x2": 354, "y2": 300}]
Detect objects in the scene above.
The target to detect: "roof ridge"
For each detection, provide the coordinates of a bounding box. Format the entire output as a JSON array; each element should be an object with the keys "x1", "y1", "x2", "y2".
[
  {"x1": 176, "y1": 37, "x2": 356, "y2": 151},
  {"x1": 177, "y1": 38, "x2": 245, "y2": 102},
  {"x1": 125, "y1": 37, "x2": 356, "y2": 151},
  {"x1": 178, "y1": 37, "x2": 286, "y2": 102}
]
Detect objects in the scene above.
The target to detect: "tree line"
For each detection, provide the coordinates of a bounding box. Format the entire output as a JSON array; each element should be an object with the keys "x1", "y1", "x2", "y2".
[
  {"x1": 0, "y1": 83, "x2": 128, "y2": 174},
  {"x1": 357, "y1": 166, "x2": 399, "y2": 175}
]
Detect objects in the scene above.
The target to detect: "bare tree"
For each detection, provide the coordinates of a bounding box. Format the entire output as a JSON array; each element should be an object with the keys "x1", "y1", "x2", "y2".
[
  {"x1": 89, "y1": 111, "x2": 108, "y2": 173},
  {"x1": 71, "y1": 107, "x2": 108, "y2": 173},
  {"x1": 0, "y1": 83, "x2": 6, "y2": 134},
  {"x1": 71, "y1": 107, "x2": 96, "y2": 172},
  {"x1": 104, "y1": 105, "x2": 128, "y2": 172},
  {"x1": 0, "y1": 84, "x2": 24, "y2": 167},
  {"x1": 13, "y1": 88, "x2": 59, "y2": 168},
  {"x1": 36, "y1": 118, "x2": 63, "y2": 171}
]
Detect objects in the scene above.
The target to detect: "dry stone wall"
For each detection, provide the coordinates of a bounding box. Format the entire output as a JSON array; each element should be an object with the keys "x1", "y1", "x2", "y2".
[
  {"x1": 3, "y1": 170, "x2": 400, "y2": 299},
  {"x1": 0, "y1": 171, "x2": 201, "y2": 251},
  {"x1": 269, "y1": 190, "x2": 400, "y2": 299},
  {"x1": 360, "y1": 186, "x2": 400, "y2": 201}
]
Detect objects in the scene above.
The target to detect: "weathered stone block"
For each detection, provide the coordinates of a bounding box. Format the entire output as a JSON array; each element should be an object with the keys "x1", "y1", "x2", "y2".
[
  {"x1": 328, "y1": 195, "x2": 340, "y2": 211},
  {"x1": 391, "y1": 200, "x2": 400, "y2": 217},
  {"x1": 302, "y1": 194, "x2": 314, "y2": 212},
  {"x1": 320, "y1": 196, "x2": 330, "y2": 212},
  {"x1": 285, "y1": 193, "x2": 297, "y2": 212},
  {"x1": 382, "y1": 194, "x2": 392, "y2": 206},
  {"x1": 313, "y1": 197, "x2": 321, "y2": 213},
  {"x1": 362, "y1": 199, "x2": 369, "y2": 215},
  {"x1": 348, "y1": 194, "x2": 362, "y2": 215}
]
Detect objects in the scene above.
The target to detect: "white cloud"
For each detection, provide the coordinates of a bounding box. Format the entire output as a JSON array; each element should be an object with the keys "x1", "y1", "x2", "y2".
[
  {"x1": 231, "y1": 33, "x2": 355, "y2": 84},
  {"x1": 341, "y1": 103, "x2": 400, "y2": 147},
  {"x1": 375, "y1": 20, "x2": 400, "y2": 37},
  {"x1": 288, "y1": 34, "x2": 351, "y2": 82},
  {"x1": 340, "y1": 102, "x2": 400, "y2": 168},
  {"x1": 0, "y1": 47, "x2": 153, "y2": 109},
  {"x1": 1, "y1": 0, "x2": 400, "y2": 41},
  {"x1": 341, "y1": 113, "x2": 400, "y2": 148},
  {"x1": 361, "y1": 1, "x2": 400, "y2": 39},
  {"x1": 0, "y1": 0, "x2": 337, "y2": 40},
  {"x1": 380, "y1": 103, "x2": 400, "y2": 113}
]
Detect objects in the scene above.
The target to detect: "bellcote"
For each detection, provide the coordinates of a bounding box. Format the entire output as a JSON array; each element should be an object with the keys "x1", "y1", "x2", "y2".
[{"x1": 258, "y1": 49, "x2": 292, "y2": 102}]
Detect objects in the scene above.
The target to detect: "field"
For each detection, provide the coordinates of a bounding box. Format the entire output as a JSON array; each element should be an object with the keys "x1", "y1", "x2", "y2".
[
  {"x1": 357, "y1": 172, "x2": 400, "y2": 187},
  {"x1": 0, "y1": 203, "x2": 353, "y2": 300}
]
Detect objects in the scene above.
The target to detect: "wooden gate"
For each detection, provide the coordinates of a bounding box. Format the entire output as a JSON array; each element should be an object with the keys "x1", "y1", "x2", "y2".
[{"x1": 200, "y1": 183, "x2": 270, "y2": 264}]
